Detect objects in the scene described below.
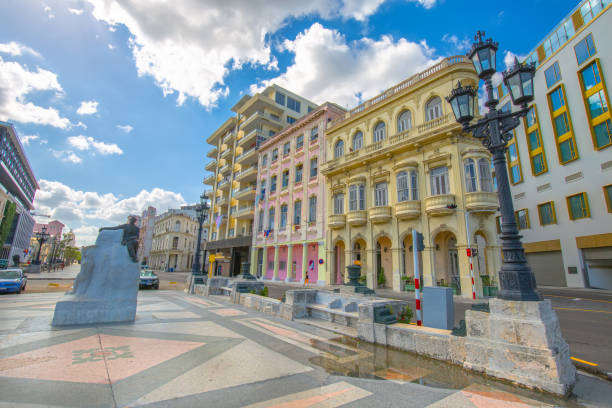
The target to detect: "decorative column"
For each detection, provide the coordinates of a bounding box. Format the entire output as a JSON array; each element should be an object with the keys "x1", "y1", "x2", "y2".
[
  {"x1": 249, "y1": 246, "x2": 258, "y2": 277},
  {"x1": 301, "y1": 244, "x2": 308, "y2": 284},
  {"x1": 285, "y1": 244, "x2": 293, "y2": 282},
  {"x1": 273, "y1": 245, "x2": 280, "y2": 281}
]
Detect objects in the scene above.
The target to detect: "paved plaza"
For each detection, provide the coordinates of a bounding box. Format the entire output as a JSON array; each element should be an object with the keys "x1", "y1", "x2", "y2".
[{"x1": 0, "y1": 290, "x2": 610, "y2": 408}]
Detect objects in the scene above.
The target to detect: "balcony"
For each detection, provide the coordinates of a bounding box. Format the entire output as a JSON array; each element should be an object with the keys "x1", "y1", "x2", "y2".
[
  {"x1": 347, "y1": 210, "x2": 367, "y2": 226},
  {"x1": 221, "y1": 146, "x2": 232, "y2": 159},
  {"x1": 238, "y1": 129, "x2": 262, "y2": 146},
  {"x1": 464, "y1": 191, "x2": 498, "y2": 213},
  {"x1": 216, "y1": 196, "x2": 227, "y2": 206},
  {"x1": 217, "y1": 179, "x2": 230, "y2": 191},
  {"x1": 425, "y1": 194, "x2": 456, "y2": 216},
  {"x1": 233, "y1": 184, "x2": 256, "y2": 201},
  {"x1": 205, "y1": 161, "x2": 217, "y2": 172},
  {"x1": 369, "y1": 206, "x2": 392, "y2": 224},
  {"x1": 222, "y1": 132, "x2": 234, "y2": 145},
  {"x1": 234, "y1": 165, "x2": 257, "y2": 182},
  {"x1": 395, "y1": 200, "x2": 421, "y2": 220},
  {"x1": 203, "y1": 174, "x2": 216, "y2": 185},
  {"x1": 219, "y1": 164, "x2": 231, "y2": 175},
  {"x1": 328, "y1": 214, "x2": 346, "y2": 229},
  {"x1": 236, "y1": 146, "x2": 257, "y2": 164},
  {"x1": 207, "y1": 147, "x2": 218, "y2": 159},
  {"x1": 234, "y1": 205, "x2": 254, "y2": 219}
]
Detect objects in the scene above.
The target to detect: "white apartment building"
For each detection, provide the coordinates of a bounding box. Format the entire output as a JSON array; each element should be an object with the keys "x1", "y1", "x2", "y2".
[{"x1": 501, "y1": 0, "x2": 612, "y2": 289}]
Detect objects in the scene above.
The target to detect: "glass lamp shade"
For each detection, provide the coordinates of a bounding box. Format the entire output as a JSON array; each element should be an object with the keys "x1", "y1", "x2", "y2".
[
  {"x1": 446, "y1": 81, "x2": 476, "y2": 126},
  {"x1": 468, "y1": 33, "x2": 498, "y2": 79},
  {"x1": 503, "y1": 59, "x2": 536, "y2": 106}
]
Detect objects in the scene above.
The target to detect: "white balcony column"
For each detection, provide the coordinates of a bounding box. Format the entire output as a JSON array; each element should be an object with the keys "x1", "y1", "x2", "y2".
[
  {"x1": 273, "y1": 245, "x2": 280, "y2": 281},
  {"x1": 250, "y1": 246, "x2": 258, "y2": 277},
  {"x1": 285, "y1": 244, "x2": 294, "y2": 282},
  {"x1": 301, "y1": 243, "x2": 308, "y2": 284}
]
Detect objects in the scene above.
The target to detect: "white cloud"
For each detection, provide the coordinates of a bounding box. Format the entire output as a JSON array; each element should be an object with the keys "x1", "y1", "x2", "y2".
[
  {"x1": 68, "y1": 8, "x2": 84, "y2": 15},
  {"x1": 250, "y1": 23, "x2": 439, "y2": 107},
  {"x1": 503, "y1": 50, "x2": 526, "y2": 69},
  {"x1": 116, "y1": 124, "x2": 133, "y2": 133},
  {"x1": 85, "y1": 0, "x2": 437, "y2": 109},
  {"x1": 0, "y1": 56, "x2": 71, "y2": 129},
  {"x1": 76, "y1": 100, "x2": 98, "y2": 115},
  {"x1": 0, "y1": 42, "x2": 42, "y2": 58},
  {"x1": 34, "y1": 179, "x2": 187, "y2": 246},
  {"x1": 73, "y1": 121, "x2": 87, "y2": 129},
  {"x1": 20, "y1": 134, "x2": 39, "y2": 145},
  {"x1": 43, "y1": 4, "x2": 55, "y2": 19},
  {"x1": 67, "y1": 135, "x2": 123, "y2": 155},
  {"x1": 442, "y1": 34, "x2": 471, "y2": 52},
  {"x1": 108, "y1": 44, "x2": 115, "y2": 50},
  {"x1": 50, "y1": 149, "x2": 83, "y2": 164}
]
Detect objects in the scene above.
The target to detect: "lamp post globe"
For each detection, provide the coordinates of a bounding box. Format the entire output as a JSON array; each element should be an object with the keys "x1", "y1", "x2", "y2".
[
  {"x1": 447, "y1": 31, "x2": 541, "y2": 302},
  {"x1": 191, "y1": 192, "x2": 208, "y2": 276}
]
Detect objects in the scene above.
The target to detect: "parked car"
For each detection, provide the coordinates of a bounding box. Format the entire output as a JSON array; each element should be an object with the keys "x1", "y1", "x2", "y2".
[
  {"x1": 139, "y1": 269, "x2": 159, "y2": 290},
  {"x1": 0, "y1": 268, "x2": 27, "y2": 294}
]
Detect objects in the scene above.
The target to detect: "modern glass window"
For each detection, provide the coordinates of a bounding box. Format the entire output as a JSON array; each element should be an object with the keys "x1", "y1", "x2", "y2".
[
  {"x1": 515, "y1": 209, "x2": 530, "y2": 230},
  {"x1": 548, "y1": 85, "x2": 578, "y2": 163},
  {"x1": 575, "y1": 33, "x2": 596, "y2": 65},
  {"x1": 397, "y1": 110, "x2": 412, "y2": 132},
  {"x1": 270, "y1": 176, "x2": 277, "y2": 193},
  {"x1": 543, "y1": 19, "x2": 574, "y2": 58},
  {"x1": 282, "y1": 170, "x2": 289, "y2": 188},
  {"x1": 275, "y1": 92, "x2": 286, "y2": 106},
  {"x1": 334, "y1": 140, "x2": 344, "y2": 159},
  {"x1": 333, "y1": 193, "x2": 344, "y2": 214},
  {"x1": 464, "y1": 159, "x2": 477, "y2": 193},
  {"x1": 425, "y1": 97, "x2": 442, "y2": 121},
  {"x1": 309, "y1": 196, "x2": 317, "y2": 222},
  {"x1": 544, "y1": 62, "x2": 562, "y2": 88},
  {"x1": 310, "y1": 126, "x2": 318, "y2": 142},
  {"x1": 410, "y1": 170, "x2": 418, "y2": 200},
  {"x1": 430, "y1": 166, "x2": 449, "y2": 195},
  {"x1": 478, "y1": 158, "x2": 493, "y2": 192},
  {"x1": 295, "y1": 164, "x2": 303, "y2": 183},
  {"x1": 283, "y1": 142, "x2": 290, "y2": 156},
  {"x1": 287, "y1": 96, "x2": 301, "y2": 113},
  {"x1": 397, "y1": 171, "x2": 410, "y2": 201},
  {"x1": 294, "y1": 200, "x2": 301, "y2": 224},
  {"x1": 538, "y1": 202, "x2": 556, "y2": 226},
  {"x1": 523, "y1": 106, "x2": 548, "y2": 176},
  {"x1": 286, "y1": 116, "x2": 296, "y2": 124},
  {"x1": 257, "y1": 210, "x2": 264, "y2": 232},
  {"x1": 349, "y1": 184, "x2": 366, "y2": 211},
  {"x1": 272, "y1": 148, "x2": 278, "y2": 162},
  {"x1": 500, "y1": 101, "x2": 511, "y2": 113},
  {"x1": 296, "y1": 134, "x2": 303, "y2": 149},
  {"x1": 374, "y1": 182, "x2": 388, "y2": 206},
  {"x1": 505, "y1": 131, "x2": 523, "y2": 184},
  {"x1": 580, "y1": 60, "x2": 612, "y2": 150},
  {"x1": 373, "y1": 122, "x2": 386, "y2": 142},
  {"x1": 604, "y1": 184, "x2": 612, "y2": 212},
  {"x1": 268, "y1": 208, "x2": 275, "y2": 230},
  {"x1": 310, "y1": 158, "x2": 318, "y2": 178},
  {"x1": 567, "y1": 192, "x2": 590, "y2": 220},
  {"x1": 280, "y1": 204, "x2": 288, "y2": 229},
  {"x1": 352, "y1": 131, "x2": 363, "y2": 151},
  {"x1": 581, "y1": 0, "x2": 608, "y2": 24}
]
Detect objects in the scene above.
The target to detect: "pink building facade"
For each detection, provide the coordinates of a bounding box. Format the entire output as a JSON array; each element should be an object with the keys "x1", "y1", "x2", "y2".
[
  {"x1": 250, "y1": 103, "x2": 345, "y2": 285},
  {"x1": 33, "y1": 220, "x2": 64, "y2": 241}
]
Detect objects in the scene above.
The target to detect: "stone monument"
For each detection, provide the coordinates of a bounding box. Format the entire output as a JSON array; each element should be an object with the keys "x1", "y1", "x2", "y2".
[{"x1": 52, "y1": 220, "x2": 140, "y2": 326}]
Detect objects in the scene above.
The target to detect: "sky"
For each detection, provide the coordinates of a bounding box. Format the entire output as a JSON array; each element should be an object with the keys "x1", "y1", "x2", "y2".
[{"x1": 0, "y1": 0, "x2": 580, "y2": 246}]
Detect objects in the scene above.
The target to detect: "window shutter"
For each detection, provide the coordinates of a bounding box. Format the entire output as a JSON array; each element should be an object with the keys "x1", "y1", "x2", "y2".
[
  {"x1": 571, "y1": 10, "x2": 583, "y2": 30},
  {"x1": 536, "y1": 45, "x2": 546, "y2": 62}
]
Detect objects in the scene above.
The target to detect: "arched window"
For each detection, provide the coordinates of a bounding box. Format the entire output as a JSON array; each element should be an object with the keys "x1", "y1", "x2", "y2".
[
  {"x1": 352, "y1": 131, "x2": 363, "y2": 151},
  {"x1": 397, "y1": 110, "x2": 412, "y2": 132},
  {"x1": 353, "y1": 242, "x2": 361, "y2": 261},
  {"x1": 478, "y1": 158, "x2": 493, "y2": 192},
  {"x1": 280, "y1": 204, "x2": 288, "y2": 229},
  {"x1": 464, "y1": 158, "x2": 477, "y2": 193},
  {"x1": 397, "y1": 171, "x2": 410, "y2": 202},
  {"x1": 172, "y1": 236, "x2": 179, "y2": 249},
  {"x1": 425, "y1": 97, "x2": 442, "y2": 121},
  {"x1": 373, "y1": 121, "x2": 386, "y2": 142},
  {"x1": 334, "y1": 140, "x2": 344, "y2": 159},
  {"x1": 174, "y1": 221, "x2": 181, "y2": 232}
]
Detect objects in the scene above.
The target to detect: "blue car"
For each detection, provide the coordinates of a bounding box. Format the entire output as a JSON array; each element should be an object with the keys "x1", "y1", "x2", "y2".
[
  {"x1": 139, "y1": 270, "x2": 159, "y2": 290},
  {"x1": 0, "y1": 269, "x2": 27, "y2": 294}
]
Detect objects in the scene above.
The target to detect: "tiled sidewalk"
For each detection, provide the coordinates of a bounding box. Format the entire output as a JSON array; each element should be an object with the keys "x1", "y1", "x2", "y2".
[{"x1": 0, "y1": 291, "x2": 604, "y2": 407}]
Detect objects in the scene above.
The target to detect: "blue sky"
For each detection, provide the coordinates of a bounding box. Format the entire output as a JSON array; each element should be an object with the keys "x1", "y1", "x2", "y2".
[{"x1": 0, "y1": 0, "x2": 579, "y2": 244}]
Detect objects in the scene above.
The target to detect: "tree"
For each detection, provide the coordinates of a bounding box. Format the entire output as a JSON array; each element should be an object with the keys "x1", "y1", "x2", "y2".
[
  {"x1": 63, "y1": 246, "x2": 81, "y2": 264},
  {"x1": 0, "y1": 201, "x2": 16, "y2": 245}
]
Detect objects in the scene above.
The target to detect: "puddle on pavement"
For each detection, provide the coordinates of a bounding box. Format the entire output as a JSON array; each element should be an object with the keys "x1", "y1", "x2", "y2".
[{"x1": 308, "y1": 336, "x2": 586, "y2": 407}]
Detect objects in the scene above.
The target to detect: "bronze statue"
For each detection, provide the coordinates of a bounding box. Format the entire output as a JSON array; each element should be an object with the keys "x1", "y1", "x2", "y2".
[{"x1": 99, "y1": 216, "x2": 140, "y2": 262}]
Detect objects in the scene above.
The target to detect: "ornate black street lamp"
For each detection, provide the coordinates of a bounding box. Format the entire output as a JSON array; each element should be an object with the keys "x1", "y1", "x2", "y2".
[
  {"x1": 34, "y1": 225, "x2": 50, "y2": 265},
  {"x1": 446, "y1": 31, "x2": 541, "y2": 301},
  {"x1": 191, "y1": 192, "x2": 208, "y2": 275}
]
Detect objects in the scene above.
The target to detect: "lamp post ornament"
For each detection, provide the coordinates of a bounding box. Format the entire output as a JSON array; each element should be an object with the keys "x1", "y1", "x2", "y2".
[
  {"x1": 34, "y1": 225, "x2": 50, "y2": 265},
  {"x1": 446, "y1": 31, "x2": 541, "y2": 301},
  {"x1": 192, "y1": 193, "x2": 208, "y2": 275}
]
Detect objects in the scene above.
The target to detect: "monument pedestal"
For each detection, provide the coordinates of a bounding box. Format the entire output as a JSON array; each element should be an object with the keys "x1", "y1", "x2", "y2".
[
  {"x1": 52, "y1": 230, "x2": 139, "y2": 326},
  {"x1": 464, "y1": 298, "x2": 575, "y2": 395}
]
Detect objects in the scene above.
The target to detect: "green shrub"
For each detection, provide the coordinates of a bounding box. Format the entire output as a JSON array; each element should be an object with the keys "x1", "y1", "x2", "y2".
[
  {"x1": 399, "y1": 306, "x2": 413, "y2": 323},
  {"x1": 258, "y1": 286, "x2": 269, "y2": 297},
  {"x1": 377, "y1": 268, "x2": 386, "y2": 285},
  {"x1": 481, "y1": 275, "x2": 491, "y2": 286},
  {"x1": 249, "y1": 289, "x2": 256, "y2": 294},
  {"x1": 0, "y1": 201, "x2": 16, "y2": 245},
  {"x1": 358, "y1": 275, "x2": 367, "y2": 284}
]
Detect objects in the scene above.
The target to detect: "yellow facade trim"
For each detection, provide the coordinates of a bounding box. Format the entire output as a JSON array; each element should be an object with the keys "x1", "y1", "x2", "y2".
[
  {"x1": 576, "y1": 233, "x2": 612, "y2": 249},
  {"x1": 523, "y1": 239, "x2": 561, "y2": 253}
]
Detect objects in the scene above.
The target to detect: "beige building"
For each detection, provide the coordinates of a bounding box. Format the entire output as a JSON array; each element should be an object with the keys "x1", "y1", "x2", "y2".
[
  {"x1": 149, "y1": 210, "x2": 199, "y2": 272},
  {"x1": 203, "y1": 85, "x2": 317, "y2": 276},
  {"x1": 322, "y1": 56, "x2": 502, "y2": 297},
  {"x1": 502, "y1": 0, "x2": 612, "y2": 289}
]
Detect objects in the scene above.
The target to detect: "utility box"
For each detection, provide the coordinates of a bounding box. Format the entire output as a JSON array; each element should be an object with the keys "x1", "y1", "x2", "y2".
[{"x1": 422, "y1": 286, "x2": 454, "y2": 330}]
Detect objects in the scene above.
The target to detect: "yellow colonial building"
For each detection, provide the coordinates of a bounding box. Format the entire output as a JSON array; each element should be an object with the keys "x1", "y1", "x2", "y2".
[{"x1": 322, "y1": 56, "x2": 502, "y2": 297}]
